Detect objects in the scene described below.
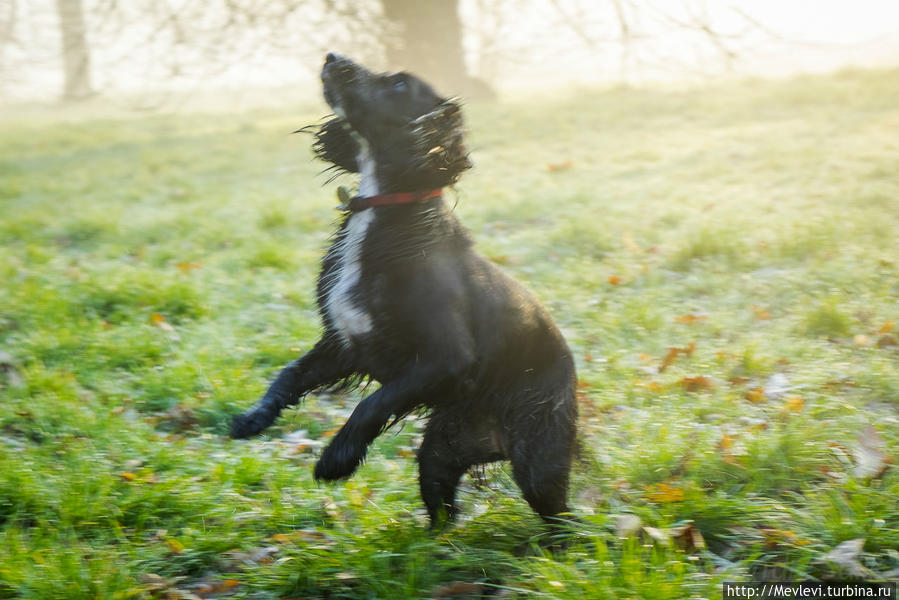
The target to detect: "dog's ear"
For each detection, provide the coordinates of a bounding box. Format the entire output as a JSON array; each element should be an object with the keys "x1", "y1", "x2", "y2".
[
  {"x1": 310, "y1": 117, "x2": 360, "y2": 173},
  {"x1": 405, "y1": 98, "x2": 472, "y2": 188}
]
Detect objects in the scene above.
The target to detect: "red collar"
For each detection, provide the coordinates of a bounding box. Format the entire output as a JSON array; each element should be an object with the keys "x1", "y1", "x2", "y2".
[{"x1": 347, "y1": 189, "x2": 442, "y2": 212}]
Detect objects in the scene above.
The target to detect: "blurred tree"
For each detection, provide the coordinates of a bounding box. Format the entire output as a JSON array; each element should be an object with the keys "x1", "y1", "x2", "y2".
[
  {"x1": 0, "y1": 0, "x2": 776, "y2": 102},
  {"x1": 379, "y1": 0, "x2": 494, "y2": 99},
  {"x1": 55, "y1": 0, "x2": 92, "y2": 100}
]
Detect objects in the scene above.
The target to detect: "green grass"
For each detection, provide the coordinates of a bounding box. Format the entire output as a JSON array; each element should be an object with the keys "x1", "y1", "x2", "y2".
[{"x1": 2, "y1": 67, "x2": 898, "y2": 598}]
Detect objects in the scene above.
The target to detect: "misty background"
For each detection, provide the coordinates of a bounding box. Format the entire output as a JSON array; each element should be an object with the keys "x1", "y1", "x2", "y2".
[{"x1": 3, "y1": 0, "x2": 899, "y2": 109}]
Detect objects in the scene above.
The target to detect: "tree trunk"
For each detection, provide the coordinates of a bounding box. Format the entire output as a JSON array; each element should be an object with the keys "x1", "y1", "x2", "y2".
[
  {"x1": 55, "y1": 0, "x2": 92, "y2": 100},
  {"x1": 380, "y1": 0, "x2": 493, "y2": 99}
]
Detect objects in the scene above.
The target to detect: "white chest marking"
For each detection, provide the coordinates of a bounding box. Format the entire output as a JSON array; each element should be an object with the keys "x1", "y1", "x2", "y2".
[{"x1": 325, "y1": 141, "x2": 377, "y2": 345}]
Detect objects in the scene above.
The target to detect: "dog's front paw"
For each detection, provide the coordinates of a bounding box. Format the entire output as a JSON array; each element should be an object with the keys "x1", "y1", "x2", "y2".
[
  {"x1": 230, "y1": 411, "x2": 268, "y2": 439},
  {"x1": 314, "y1": 441, "x2": 366, "y2": 481}
]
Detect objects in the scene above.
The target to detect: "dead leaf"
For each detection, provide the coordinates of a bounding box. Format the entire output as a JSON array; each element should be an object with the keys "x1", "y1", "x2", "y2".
[
  {"x1": 681, "y1": 376, "x2": 714, "y2": 393},
  {"x1": 165, "y1": 538, "x2": 185, "y2": 554},
  {"x1": 150, "y1": 312, "x2": 176, "y2": 332},
  {"x1": 645, "y1": 381, "x2": 663, "y2": 392},
  {"x1": 213, "y1": 579, "x2": 241, "y2": 593},
  {"x1": 608, "y1": 274, "x2": 622, "y2": 285},
  {"x1": 675, "y1": 313, "x2": 707, "y2": 325},
  {"x1": 431, "y1": 581, "x2": 486, "y2": 599},
  {"x1": 139, "y1": 573, "x2": 173, "y2": 594},
  {"x1": 659, "y1": 343, "x2": 695, "y2": 372},
  {"x1": 745, "y1": 387, "x2": 765, "y2": 403},
  {"x1": 751, "y1": 306, "x2": 772, "y2": 320},
  {"x1": 159, "y1": 404, "x2": 198, "y2": 431},
  {"x1": 293, "y1": 529, "x2": 335, "y2": 545},
  {"x1": 781, "y1": 396, "x2": 804, "y2": 413},
  {"x1": 876, "y1": 321, "x2": 894, "y2": 334},
  {"x1": 546, "y1": 160, "x2": 573, "y2": 172},
  {"x1": 718, "y1": 434, "x2": 734, "y2": 451},
  {"x1": 853, "y1": 425, "x2": 892, "y2": 479},
  {"x1": 175, "y1": 260, "x2": 203, "y2": 274},
  {"x1": 760, "y1": 528, "x2": 808, "y2": 549},
  {"x1": 670, "y1": 523, "x2": 706, "y2": 551},
  {"x1": 877, "y1": 334, "x2": 898, "y2": 348},
  {"x1": 853, "y1": 334, "x2": 871, "y2": 346},
  {"x1": 644, "y1": 482, "x2": 684, "y2": 503}
]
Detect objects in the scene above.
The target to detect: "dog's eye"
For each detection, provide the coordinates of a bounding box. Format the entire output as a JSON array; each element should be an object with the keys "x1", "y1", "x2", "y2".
[{"x1": 393, "y1": 79, "x2": 407, "y2": 92}]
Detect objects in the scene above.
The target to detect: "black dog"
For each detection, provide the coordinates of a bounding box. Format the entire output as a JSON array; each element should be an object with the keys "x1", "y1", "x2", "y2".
[{"x1": 232, "y1": 53, "x2": 577, "y2": 528}]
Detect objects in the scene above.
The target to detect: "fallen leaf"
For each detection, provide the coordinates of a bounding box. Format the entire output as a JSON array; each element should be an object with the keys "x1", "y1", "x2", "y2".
[
  {"x1": 608, "y1": 274, "x2": 622, "y2": 285},
  {"x1": 165, "y1": 538, "x2": 185, "y2": 554},
  {"x1": 877, "y1": 334, "x2": 897, "y2": 348},
  {"x1": 214, "y1": 579, "x2": 241, "y2": 593},
  {"x1": 159, "y1": 404, "x2": 198, "y2": 431},
  {"x1": 751, "y1": 305, "x2": 772, "y2": 320},
  {"x1": 644, "y1": 482, "x2": 684, "y2": 503},
  {"x1": 853, "y1": 425, "x2": 892, "y2": 479},
  {"x1": 853, "y1": 334, "x2": 870, "y2": 346},
  {"x1": 745, "y1": 387, "x2": 765, "y2": 403},
  {"x1": 431, "y1": 581, "x2": 486, "y2": 598},
  {"x1": 293, "y1": 529, "x2": 334, "y2": 544},
  {"x1": 659, "y1": 343, "x2": 695, "y2": 372},
  {"x1": 760, "y1": 528, "x2": 808, "y2": 549},
  {"x1": 681, "y1": 376, "x2": 714, "y2": 393},
  {"x1": 675, "y1": 313, "x2": 707, "y2": 325},
  {"x1": 150, "y1": 312, "x2": 175, "y2": 332},
  {"x1": 546, "y1": 160, "x2": 573, "y2": 172},
  {"x1": 876, "y1": 321, "x2": 894, "y2": 334},
  {"x1": 175, "y1": 260, "x2": 203, "y2": 274},
  {"x1": 670, "y1": 523, "x2": 706, "y2": 551},
  {"x1": 718, "y1": 434, "x2": 734, "y2": 451},
  {"x1": 781, "y1": 396, "x2": 804, "y2": 413}
]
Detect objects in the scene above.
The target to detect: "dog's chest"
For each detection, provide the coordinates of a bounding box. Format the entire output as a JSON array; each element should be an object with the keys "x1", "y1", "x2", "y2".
[{"x1": 323, "y1": 210, "x2": 375, "y2": 345}]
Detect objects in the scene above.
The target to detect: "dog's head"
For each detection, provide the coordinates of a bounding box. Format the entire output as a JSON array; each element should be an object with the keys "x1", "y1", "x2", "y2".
[{"x1": 312, "y1": 53, "x2": 471, "y2": 192}]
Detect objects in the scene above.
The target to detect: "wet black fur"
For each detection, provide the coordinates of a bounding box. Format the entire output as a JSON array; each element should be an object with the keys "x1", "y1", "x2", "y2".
[{"x1": 231, "y1": 54, "x2": 577, "y2": 528}]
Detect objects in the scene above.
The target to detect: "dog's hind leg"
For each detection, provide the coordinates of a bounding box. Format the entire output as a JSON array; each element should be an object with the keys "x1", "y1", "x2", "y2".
[
  {"x1": 230, "y1": 338, "x2": 353, "y2": 438},
  {"x1": 509, "y1": 427, "x2": 575, "y2": 528},
  {"x1": 417, "y1": 416, "x2": 506, "y2": 527}
]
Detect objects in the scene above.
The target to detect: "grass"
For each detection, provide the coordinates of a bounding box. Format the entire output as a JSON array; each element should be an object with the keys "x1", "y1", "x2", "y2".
[{"x1": 1, "y1": 67, "x2": 898, "y2": 598}]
